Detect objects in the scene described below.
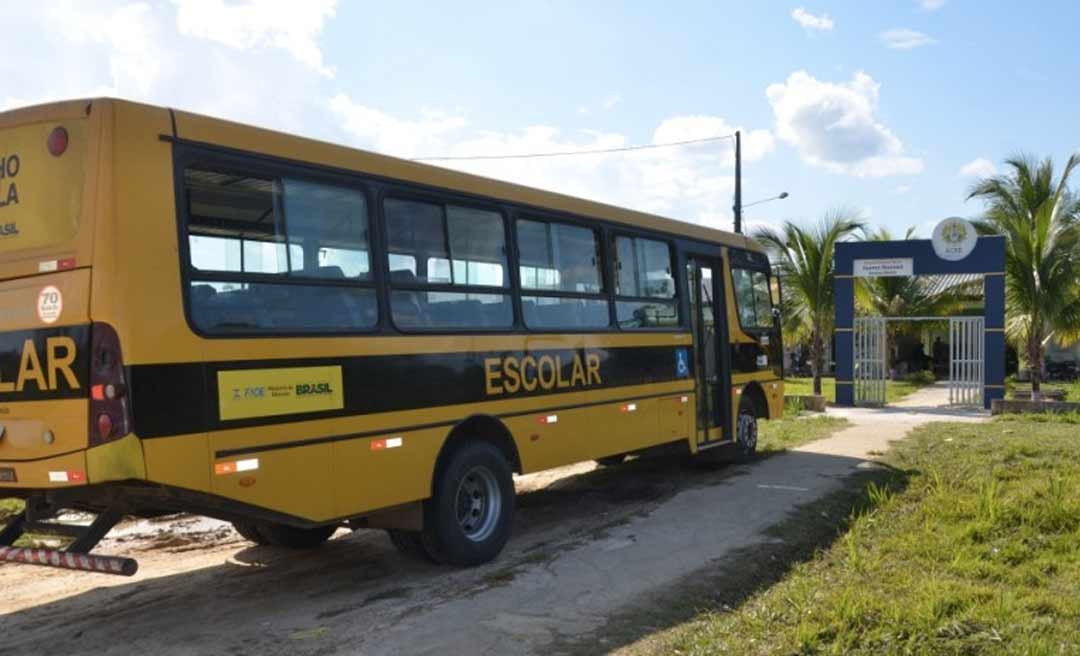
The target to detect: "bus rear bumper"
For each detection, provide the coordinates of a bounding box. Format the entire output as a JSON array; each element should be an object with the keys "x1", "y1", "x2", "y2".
[
  {"x1": 0, "y1": 505, "x2": 137, "y2": 577},
  {"x1": 0, "y1": 433, "x2": 146, "y2": 492}
]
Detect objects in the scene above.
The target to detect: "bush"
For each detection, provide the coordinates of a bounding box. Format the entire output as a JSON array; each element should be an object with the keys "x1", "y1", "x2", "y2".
[{"x1": 903, "y1": 370, "x2": 935, "y2": 385}]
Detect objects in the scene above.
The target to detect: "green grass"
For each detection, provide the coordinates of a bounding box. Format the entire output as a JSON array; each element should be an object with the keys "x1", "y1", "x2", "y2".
[
  {"x1": 655, "y1": 419, "x2": 1080, "y2": 655},
  {"x1": 758, "y1": 413, "x2": 851, "y2": 453},
  {"x1": 784, "y1": 376, "x2": 931, "y2": 403},
  {"x1": 0, "y1": 497, "x2": 23, "y2": 522}
]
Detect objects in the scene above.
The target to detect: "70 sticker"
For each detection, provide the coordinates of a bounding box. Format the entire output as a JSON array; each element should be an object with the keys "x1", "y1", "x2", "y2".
[{"x1": 37, "y1": 286, "x2": 63, "y2": 324}]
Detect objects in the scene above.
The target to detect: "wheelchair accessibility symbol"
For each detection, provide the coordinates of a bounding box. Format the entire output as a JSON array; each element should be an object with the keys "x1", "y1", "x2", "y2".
[{"x1": 675, "y1": 348, "x2": 690, "y2": 378}]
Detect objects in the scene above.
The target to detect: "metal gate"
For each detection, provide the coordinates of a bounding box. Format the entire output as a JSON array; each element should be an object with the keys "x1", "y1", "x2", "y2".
[
  {"x1": 853, "y1": 317, "x2": 887, "y2": 406},
  {"x1": 949, "y1": 317, "x2": 984, "y2": 405}
]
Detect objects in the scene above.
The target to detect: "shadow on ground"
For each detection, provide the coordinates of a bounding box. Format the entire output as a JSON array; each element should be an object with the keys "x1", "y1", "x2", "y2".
[{"x1": 0, "y1": 449, "x2": 907, "y2": 656}]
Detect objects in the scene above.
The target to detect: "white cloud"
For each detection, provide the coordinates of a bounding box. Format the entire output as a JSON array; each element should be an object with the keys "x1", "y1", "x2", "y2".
[
  {"x1": 879, "y1": 28, "x2": 937, "y2": 50},
  {"x1": 958, "y1": 157, "x2": 997, "y2": 178},
  {"x1": 766, "y1": 70, "x2": 924, "y2": 177},
  {"x1": 791, "y1": 8, "x2": 834, "y2": 31},
  {"x1": 0, "y1": 4, "x2": 770, "y2": 230},
  {"x1": 894, "y1": 184, "x2": 911, "y2": 194},
  {"x1": 651, "y1": 115, "x2": 775, "y2": 162},
  {"x1": 172, "y1": 0, "x2": 337, "y2": 77},
  {"x1": 44, "y1": 1, "x2": 165, "y2": 96},
  {"x1": 0, "y1": 2, "x2": 338, "y2": 139},
  {"x1": 919, "y1": 0, "x2": 946, "y2": 10},
  {"x1": 330, "y1": 96, "x2": 773, "y2": 227},
  {"x1": 329, "y1": 94, "x2": 468, "y2": 158}
]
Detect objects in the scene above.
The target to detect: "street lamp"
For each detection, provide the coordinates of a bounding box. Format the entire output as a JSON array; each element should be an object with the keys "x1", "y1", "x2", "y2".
[{"x1": 743, "y1": 192, "x2": 790, "y2": 209}]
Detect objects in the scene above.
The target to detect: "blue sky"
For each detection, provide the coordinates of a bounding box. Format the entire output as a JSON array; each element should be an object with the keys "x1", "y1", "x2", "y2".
[{"x1": 4, "y1": 1, "x2": 1077, "y2": 236}]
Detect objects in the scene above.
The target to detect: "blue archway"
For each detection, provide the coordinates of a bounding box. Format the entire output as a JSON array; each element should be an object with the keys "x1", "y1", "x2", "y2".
[{"x1": 833, "y1": 234, "x2": 1006, "y2": 409}]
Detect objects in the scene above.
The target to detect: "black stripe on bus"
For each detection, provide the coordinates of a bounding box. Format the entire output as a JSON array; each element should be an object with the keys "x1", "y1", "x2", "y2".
[
  {"x1": 212, "y1": 390, "x2": 685, "y2": 459},
  {"x1": 0, "y1": 325, "x2": 90, "y2": 403},
  {"x1": 129, "y1": 344, "x2": 694, "y2": 439}
]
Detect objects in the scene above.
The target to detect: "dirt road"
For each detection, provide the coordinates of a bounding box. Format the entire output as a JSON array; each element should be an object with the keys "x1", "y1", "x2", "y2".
[{"x1": 0, "y1": 388, "x2": 984, "y2": 655}]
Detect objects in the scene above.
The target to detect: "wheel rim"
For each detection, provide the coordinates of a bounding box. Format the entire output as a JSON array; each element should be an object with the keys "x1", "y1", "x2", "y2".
[
  {"x1": 455, "y1": 465, "x2": 502, "y2": 542},
  {"x1": 737, "y1": 412, "x2": 757, "y2": 452}
]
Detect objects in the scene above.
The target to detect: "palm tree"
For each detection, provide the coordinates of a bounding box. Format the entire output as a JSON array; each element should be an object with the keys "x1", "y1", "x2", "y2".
[
  {"x1": 753, "y1": 210, "x2": 866, "y2": 396},
  {"x1": 857, "y1": 227, "x2": 971, "y2": 374},
  {"x1": 967, "y1": 154, "x2": 1080, "y2": 400}
]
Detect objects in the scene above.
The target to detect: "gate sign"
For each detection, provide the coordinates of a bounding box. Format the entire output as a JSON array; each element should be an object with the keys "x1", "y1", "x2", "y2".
[
  {"x1": 932, "y1": 217, "x2": 978, "y2": 261},
  {"x1": 853, "y1": 258, "x2": 913, "y2": 277}
]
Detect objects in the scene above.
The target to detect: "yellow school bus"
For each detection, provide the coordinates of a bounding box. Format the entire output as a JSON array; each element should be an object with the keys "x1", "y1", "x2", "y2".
[{"x1": 0, "y1": 98, "x2": 782, "y2": 574}]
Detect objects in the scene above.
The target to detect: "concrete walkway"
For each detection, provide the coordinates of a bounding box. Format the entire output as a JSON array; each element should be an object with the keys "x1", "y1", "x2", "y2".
[{"x1": 355, "y1": 384, "x2": 987, "y2": 655}]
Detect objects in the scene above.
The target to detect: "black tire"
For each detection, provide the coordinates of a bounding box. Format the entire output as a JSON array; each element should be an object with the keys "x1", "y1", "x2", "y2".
[
  {"x1": 595, "y1": 454, "x2": 629, "y2": 467},
  {"x1": 420, "y1": 441, "x2": 515, "y2": 566},
  {"x1": 386, "y1": 529, "x2": 438, "y2": 563},
  {"x1": 735, "y1": 395, "x2": 759, "y2": 462},
  {"x1": 232, "y1": 521, "x2": 269, "y2": 545},
  {"x1": 256, "y1": 522, "x2": 337, "y2": 549}
]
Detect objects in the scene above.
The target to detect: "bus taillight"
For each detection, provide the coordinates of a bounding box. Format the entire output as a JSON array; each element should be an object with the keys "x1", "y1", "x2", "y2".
[
  {"x1": 88, "y1": 322, "x2": 131, "y2": 446},
  {"x1": 47, "y1": 126, "x2": 69, "y2": 157}
]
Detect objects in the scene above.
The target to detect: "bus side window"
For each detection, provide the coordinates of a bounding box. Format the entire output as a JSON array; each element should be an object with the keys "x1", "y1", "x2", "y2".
[
  {"x1": 731, "y1": 267, "x2": 774, "y2": 331},
  {"x1": 384, "y1": 198, "x2": 512, "y2": 330},
  {"x1": 613, "y1": 235, "x2": 678, "y2": 329},
  {"x1": 183, "y1": 167, "x2": 378, "y2": 334},
  {"x1": 517, "y1": 218, "x2": 609, "y2": 330}
]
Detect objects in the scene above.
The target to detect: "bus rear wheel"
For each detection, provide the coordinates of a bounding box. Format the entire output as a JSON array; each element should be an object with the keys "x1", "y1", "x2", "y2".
[
  {"x1": 232, "y1": 521, "x2": 269, "y2": 545},
  {"x1": 256, "y1": 522, "x2": 337, "y2": 549},
  {"x1": 595, "y1": 453, "x2": 628, "y2": 467},
  {"x1": 421, "y1": 441, "x2": 514, "y2": 566}
]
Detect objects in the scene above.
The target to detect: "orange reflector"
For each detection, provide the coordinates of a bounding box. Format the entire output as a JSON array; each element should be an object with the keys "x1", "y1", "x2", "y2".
[
  {"x1": 214, "y1": 458, "x2": 259, "y2": 475},
  {"x1": 370, "y1": 437, "x2": 404, "y2": 451},
  {"x1": 91, "y1": 385, "x2": 105, "y2": 401},
  {"x1": 680, "y1": 395, "x2": 689, "y2": 403}
]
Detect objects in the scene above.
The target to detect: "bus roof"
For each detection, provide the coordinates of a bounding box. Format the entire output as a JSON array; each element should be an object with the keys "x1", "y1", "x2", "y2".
[{"x1": 5, "y1": 98, "x2": 766, "y2": 253}]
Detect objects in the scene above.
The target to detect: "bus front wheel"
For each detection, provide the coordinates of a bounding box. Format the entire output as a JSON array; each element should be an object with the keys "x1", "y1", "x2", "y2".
[
  {"x1": 421, "y1": 441, "x2": 515, "y2": 566},
  {"x1": 735, "y1": 396, "x2": 759, "y2": 461}
]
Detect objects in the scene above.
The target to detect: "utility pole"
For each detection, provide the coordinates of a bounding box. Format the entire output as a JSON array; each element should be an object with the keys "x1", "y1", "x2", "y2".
[{"x1": 733, "y1": 130, "x2": 743, "y2": 234}]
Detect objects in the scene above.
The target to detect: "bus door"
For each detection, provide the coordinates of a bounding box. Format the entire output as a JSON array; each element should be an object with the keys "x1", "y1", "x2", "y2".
[{"x1": 687, "y1": 257, "x2": 731, "y2": 446}]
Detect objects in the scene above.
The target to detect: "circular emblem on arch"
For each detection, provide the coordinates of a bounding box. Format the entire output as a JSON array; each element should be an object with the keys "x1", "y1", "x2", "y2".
[{"x1": 932, "y1": 217, "x2": 978, "y2": 261}]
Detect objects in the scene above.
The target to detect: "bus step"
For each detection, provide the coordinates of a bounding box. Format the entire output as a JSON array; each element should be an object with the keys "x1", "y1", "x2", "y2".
[{"x1": 0, "y1": 507, "x2": 137, "y2": 576}]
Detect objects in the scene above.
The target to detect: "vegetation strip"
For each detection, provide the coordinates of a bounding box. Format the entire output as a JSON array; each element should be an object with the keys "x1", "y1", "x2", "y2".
[{"x1": 618, "y1": 417, "x2": 1079, "y2": 655}]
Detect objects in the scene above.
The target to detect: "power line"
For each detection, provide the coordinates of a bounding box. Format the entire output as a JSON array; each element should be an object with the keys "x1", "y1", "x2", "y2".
[{"x1": 411, "y1": 133, "x2": 736, "y2": 162}]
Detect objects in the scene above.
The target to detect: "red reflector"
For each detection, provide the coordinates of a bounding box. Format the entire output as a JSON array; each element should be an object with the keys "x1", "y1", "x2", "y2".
[
  {"x1": 91, "y1": 384, "x2": 106, "y2": 401},
  {"x1": 47, "y1": 126, "x2": 69, "y2": 157},
  {"x1": 96, "y1": 413, "x2": 114, "y2": 440}
]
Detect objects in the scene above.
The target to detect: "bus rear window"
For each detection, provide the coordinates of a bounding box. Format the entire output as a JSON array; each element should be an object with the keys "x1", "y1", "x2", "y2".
[{"x1": 0, "y1": 120, "x2": 89, "y2": 255}]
